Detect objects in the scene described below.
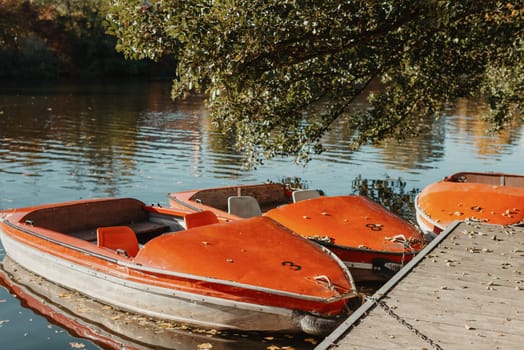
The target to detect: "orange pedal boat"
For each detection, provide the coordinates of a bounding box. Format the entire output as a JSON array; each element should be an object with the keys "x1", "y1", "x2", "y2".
[
  {"x1": 415, "y1": 172, "x2": 524, "y2": 239},
  {"x1": 168, "y1": 184, "x2": 424, "y2": 281},
  {"x1": 0, "y1": 197, "x2": 358, "y2": 335}
]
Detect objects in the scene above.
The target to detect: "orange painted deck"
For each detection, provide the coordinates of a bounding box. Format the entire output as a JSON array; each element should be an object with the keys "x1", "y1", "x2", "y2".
[{"x1": 315, "y1": 221, "x2": 524, "y2": 349}]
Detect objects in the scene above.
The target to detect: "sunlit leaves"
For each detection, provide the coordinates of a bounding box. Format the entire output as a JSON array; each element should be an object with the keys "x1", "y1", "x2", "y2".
[{"x1": 106, "y1": 0, "x2": 523, "y2": 167}]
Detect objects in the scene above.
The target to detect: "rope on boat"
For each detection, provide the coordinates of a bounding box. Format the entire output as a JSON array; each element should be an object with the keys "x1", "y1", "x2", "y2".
[
  {"x1": 314, "y1": 275, "x2": 334, "y2": 291},
  {"x1": 388, "y1": 234, "x2": 418, "y2": 267},
  {"x1": 306, "y1": 235, "x2": 333, "y2": 244}
]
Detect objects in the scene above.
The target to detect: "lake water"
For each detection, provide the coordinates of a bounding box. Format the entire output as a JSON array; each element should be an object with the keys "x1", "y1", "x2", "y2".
[{"x1": 0, "y1": 80, "x2": 522, "y2": 349}]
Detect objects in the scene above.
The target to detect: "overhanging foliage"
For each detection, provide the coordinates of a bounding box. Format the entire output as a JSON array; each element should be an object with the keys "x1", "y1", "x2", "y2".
[{"x1": 106, "y1": 1, "x2": 523, "y2": 166}]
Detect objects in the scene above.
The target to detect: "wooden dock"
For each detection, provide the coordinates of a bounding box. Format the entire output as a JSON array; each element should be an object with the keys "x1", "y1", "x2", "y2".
[{"x1": 316, "y1": 221, "x2": 524, "y2": 350}]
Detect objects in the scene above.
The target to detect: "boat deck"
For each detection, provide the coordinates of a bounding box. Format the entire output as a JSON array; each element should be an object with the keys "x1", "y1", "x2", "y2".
[{"x1": 316, "y1": 221, "x2": 524, "y2": 350}]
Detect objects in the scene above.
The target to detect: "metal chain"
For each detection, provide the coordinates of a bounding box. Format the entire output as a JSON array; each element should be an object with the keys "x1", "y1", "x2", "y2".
[{"x1": 367, "y1": 296, "x2": 444, "y2": 350}]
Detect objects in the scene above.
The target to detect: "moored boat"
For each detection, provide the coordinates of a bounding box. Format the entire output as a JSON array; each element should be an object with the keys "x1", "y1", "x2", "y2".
[
  {"x1": 0, "y1": 197, "x2": 358, "y2": 335},
  {"x1": 168, "y1": 184, "x2": 424, "y2": 281},
  {"x1": 265, "y1": 196, "x2": 424, "y2": 281},
  {"x1": 415, "y1": 172, "x2": 524, "y2": 239},
  {"x1": 168, "y1": 183, "x2": 294, "y2": 220}
]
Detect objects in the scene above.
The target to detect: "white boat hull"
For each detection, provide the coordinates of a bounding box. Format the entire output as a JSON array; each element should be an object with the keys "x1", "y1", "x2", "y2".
[
  {"x1": 414, "y1": 194, "x2": 442, "y2": 241},
  {"x1": 0, "y1": 232, "x2": 321, "y2": 333}
]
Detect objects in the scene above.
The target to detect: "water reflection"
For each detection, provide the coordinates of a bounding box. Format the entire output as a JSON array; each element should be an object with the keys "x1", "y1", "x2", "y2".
[
  {"x1": 447, "y1": 98, "x2": 523, "y2": 157},
  {"x1": 350, "y1": 176, "x2": 419, "y2": 222},
  {"x1": 318, "y1": 97, "x2": 523, "y2": 173},
  {"x1": 1, "y1": 81, "x2": 522, "y2": 200}
]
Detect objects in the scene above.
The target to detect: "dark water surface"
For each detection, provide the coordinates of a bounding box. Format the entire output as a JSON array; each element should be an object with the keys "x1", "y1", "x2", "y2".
[{"x1": 0, "y1": 80, "x2": 522, "y2": 349}]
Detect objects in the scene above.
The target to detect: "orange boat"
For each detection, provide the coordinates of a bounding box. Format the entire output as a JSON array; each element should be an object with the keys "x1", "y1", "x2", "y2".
[
  {"x1": 415, "y1": 172, "x2": 524, "y2": 239},
  {"x1": 0, "y1": 198, "x2": 358, "y2": 335},
  {"x1": 168, "y1": 184, "x2": 424, "y2": 281}
]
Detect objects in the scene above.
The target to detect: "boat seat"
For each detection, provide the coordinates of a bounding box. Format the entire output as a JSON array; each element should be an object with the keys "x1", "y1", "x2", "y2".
[
  {"x1": 184, "y1": 210, "x2": 219, "y2": 229},
  {"x1": 97, "y1": 226, "x2": 140, "y2": 258},
  {"x1": 227, "y1": 196, "x2": 262, "y2": 218},
  {"x1": 292, "y1": 189, "x2": 321, "y2": 203}
]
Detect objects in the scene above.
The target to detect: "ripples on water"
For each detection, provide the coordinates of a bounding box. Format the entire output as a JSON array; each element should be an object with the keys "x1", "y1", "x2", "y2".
[
  {"x1": 0, "y1": 81, "x2": 523, "y2": 349},
  {"x1": 2, "y1": 82, "x2": 522, "y2": 201}
]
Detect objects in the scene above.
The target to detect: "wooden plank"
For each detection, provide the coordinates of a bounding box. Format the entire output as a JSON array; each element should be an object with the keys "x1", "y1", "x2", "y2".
[
  {"x1": 340, "y1": 316, "x2": 523, "y2": 349},
  {"x1": 390, "y1": 277, "x2": 524, "y2": 302},
  {"x1": 382, "y1": 293, "x2": 524, "y2": 322}
]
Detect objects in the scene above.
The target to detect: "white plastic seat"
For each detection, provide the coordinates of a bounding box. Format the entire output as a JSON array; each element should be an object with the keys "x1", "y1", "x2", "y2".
[
  {"x1": 292, "y1": 189, "x2": 321, "y2": 203},
  {"x1": 228, "y1": 196, "x2": 262, "y2": 218}
]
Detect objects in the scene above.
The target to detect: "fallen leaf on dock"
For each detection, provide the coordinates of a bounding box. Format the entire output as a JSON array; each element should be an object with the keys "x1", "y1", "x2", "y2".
[{"x1": 157, "y1": 322, "x2": 176, "y2": 329}]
